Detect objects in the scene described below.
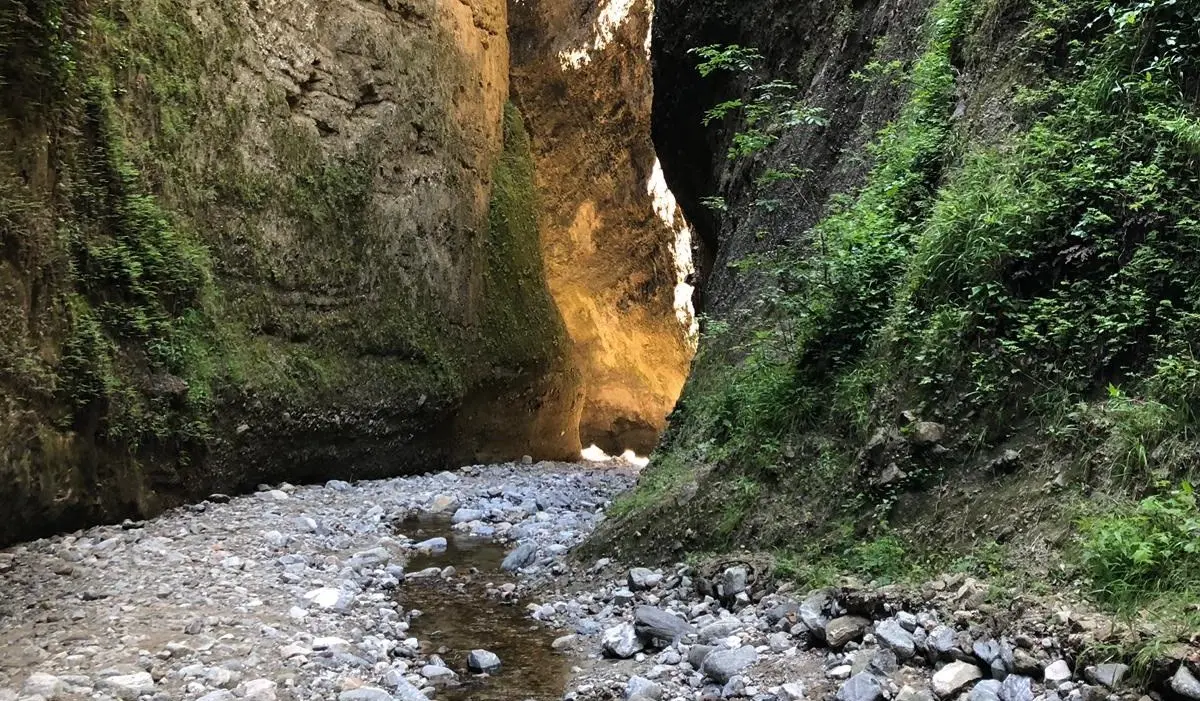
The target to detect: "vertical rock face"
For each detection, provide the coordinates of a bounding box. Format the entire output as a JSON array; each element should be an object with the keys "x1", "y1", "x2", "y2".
[
  {"x1": 508, "y1": 0, "x2": 695, "y2": 456},
  {"x1": 0, "y1": 0, "x2": 580, "y2": 544}
]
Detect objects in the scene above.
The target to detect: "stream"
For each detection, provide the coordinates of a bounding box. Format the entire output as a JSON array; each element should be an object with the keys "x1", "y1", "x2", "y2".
[{"x1": 398, "y1": 516, "x2": 570, "y2": 700}]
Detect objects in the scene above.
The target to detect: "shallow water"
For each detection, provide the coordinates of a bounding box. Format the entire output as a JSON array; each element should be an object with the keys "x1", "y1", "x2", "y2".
[{"x1": 397, "y1": 516, "x2": 570, "y2": 700}]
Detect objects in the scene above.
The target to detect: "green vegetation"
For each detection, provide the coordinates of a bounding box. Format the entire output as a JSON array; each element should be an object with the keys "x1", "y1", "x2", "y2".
[
  {"x1": 1079, "y1": 483, "x2": 1200, "y2": 610},
  {"x1": 615, "y1": 0, "x2": 1200, "y2": 623},
  {"x1": 479, "y1": 103, "x2": 571, "y2": 370}
]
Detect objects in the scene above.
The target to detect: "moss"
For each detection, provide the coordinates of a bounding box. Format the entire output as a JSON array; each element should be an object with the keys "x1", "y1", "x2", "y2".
[{"x1": 479, "y1": 103, "x2": 571, "y2": 370}]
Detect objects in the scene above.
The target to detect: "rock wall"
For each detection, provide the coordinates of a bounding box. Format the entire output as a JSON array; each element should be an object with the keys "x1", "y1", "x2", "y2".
[
  {"x1": 0, "y1": 0, "x2": 581, "y2": 544},
  {"x1": 508, "y1": 0, "x2": 695, "y2": 456},
  {"x1": 592, "y1": 0, "x2": 1200, "y2": 567}
]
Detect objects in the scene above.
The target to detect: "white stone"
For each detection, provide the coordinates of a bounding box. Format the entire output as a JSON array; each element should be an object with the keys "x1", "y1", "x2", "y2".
[
  {"x1": 97, "y1": 672, "x2": 155, "y2": 700},
  {"x1": 932, "y1": 662, "x2": 983, "y2": 698}
]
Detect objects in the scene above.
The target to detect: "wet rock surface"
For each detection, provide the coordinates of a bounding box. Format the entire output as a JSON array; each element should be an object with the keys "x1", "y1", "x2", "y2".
[{"x1": 0, "y1": 462, "x2": 632, "y2": 701}]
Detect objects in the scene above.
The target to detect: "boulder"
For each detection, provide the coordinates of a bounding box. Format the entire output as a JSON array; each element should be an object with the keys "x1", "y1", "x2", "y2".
[
  {"x1": 701, "y1": 646, "x2": 758, "y2": 684},
  {"x1": 932, "y1": 661, "x2": 983, "y2": 698},
  {"x1": 826, "y1": 616, "x2": 871, "y2": 648},
  {"x1": 601, "y1": 623, "x2": 643, "y2": 659},
  {"x1": 876, "y1": 619, "x2": 916, "y2": 659},
  {"x1": 1171, "y1": 666, "x2": 1200, "y2": 700},
  {"x1": 467, "y1": 649, "x2": 501, "y2": 674},
  {"x1": 633, "y1": 605, "x2": 695, "y2": 647},
  {"x1": 1084, "y1": 663, "x2": 1128, "y2": 690},
  {"x1": 837, "y1": 673, "x2": 883, "y2": 701},
  {"x1": 501, "y1": 543, "x2": 538, "y2": 571}
]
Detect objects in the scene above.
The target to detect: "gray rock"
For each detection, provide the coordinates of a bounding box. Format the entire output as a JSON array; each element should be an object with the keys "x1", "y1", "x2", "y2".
[
  {"x1": 628, "y1": 567, "x2": 657, "y2": 590},
  {"x1": 722, "y1": 675, "x2": 747, "y2": 698},
  {"x1": 768, "y1": 631, "x2": 793, "y2": 652},
  {"x1": 699, "y1": 619, "x2": 743, "y2": 643},
  {"x1": 799, "y1": 591, "x2": 833, "y2": 640},
  {"x1": 928, "y1": 626, "x2": 959, "y2": 658},
  {"x1": 501, "y1": 543, "x2": 537, "y2": 571},
  {"x1": 626, "y1": 676, "x2": 662, "y2": 700},
  {"x1": 720, "y1": 566, "x2": 749, "y2": 597},
  {"x1": 766, "y1": 602, "x2": 800, "y2": 625},
  {"x1": 999, "y1": 675, "x2": 1034, "y2": 701},
  {"x1": 876, "y1": 619, "x2": 916, "y2": 659},
  {"x1": 467, "y1": 649, "x2": 501, "y2": 674},
  {"x1": 421, "y1": 665, "x2": 456, "y2": 684},
  {"x1": 1171, "y1": 666, "x2": 1200, "y2": 700},
  {"x1": 338, "y1": 688, "x2": 393, "y2": 701},
  {"x1": 897, "y1": 611, "x2": 918, "y2": 632},
  {"x1": 196, "y1": 692, "x2": 235, "y2": 701},
  {"x1": 1044, "y1": 660, "x2": 1072, "y2": 686},
  {"x1": 932, "y1": 661, "x2": 983, "y2": 698},
  {"x1": 451, "y1": 508, "x2": 485, "y2": 524},
  {"x1": 634, "y1": 605, "x2": 696, "y2": 646},
  {"x1": 602, "y1": 623, "x2": 644, "y2": 659},
  {"x1": 896, "y1": 685, "x2": 935, "y2": 701},
  {"x1": 779, "y1": 682, "x2": 807, "y2": 701},
  {"x1": 974, "y1": 639, "x2": 1002, "y2": 665},
  {"x1": 97, "y1": 673, "x2": 155, "y2": 701},
  {"x1": 826, "y1": 616, "x2": 870, "y2": 648},
  {"x1": 837, "y1": 673, "x2": 883, "y2": 701},
  {"x1": 969, "y1": 679, "x2": 1002, "y2": 701},
  {"x1": 1084, "y1": 664, "x2": 1128, "y2": 690},
  {"x1": 415, "y1": 537, "x2": 447, "y2": 552},
  {"x1": 387, "y1": 677, "x2": 431, "y2": 701},
  {"x1": 21, "y1": 674, "x2": 65, "y2": 700},
  {"x1": 688, "y1": 644, "x2": 715, "y2": 669},
  {"x1": 1011, "y1": 649, "x2": 1042, "y2": 676},
  {"x1": 701, "y1": 646, "x2": 758, "y2": 684},
  {"x1": 239, "y1": 679, "x2": 277, "y2": 701}
]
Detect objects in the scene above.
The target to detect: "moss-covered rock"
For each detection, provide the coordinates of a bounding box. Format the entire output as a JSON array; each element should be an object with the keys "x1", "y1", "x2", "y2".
[{"x1": 0, "y1": 0, "x2": 579, "y2": 544}]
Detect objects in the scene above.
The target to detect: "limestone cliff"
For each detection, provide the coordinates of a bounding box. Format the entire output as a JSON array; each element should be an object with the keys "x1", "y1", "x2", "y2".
[
  {"x1": 0, "y1": 0, "x2": 580, "y2": 544},
  {"x1": 508, "y1": 0, "x2": 695, "y2": 456}
]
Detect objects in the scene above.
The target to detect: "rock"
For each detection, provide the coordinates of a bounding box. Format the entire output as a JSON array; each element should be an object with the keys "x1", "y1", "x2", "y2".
[
  {"x1": 238, "y1": 679, "x2": 277, "y2": 701},
  {"x1": 897, "y1": 685, "x2": 935, "y2": 701},
  {"x1": 723, "y1": 675, "x2": 747, "y2": 698},
  {"x1": 304, "y1": 587, "x2": 352, "y2": 611},
  {"x1": 876, "y1": 619, "x2": 916, "y2": 659},
  {"x1": 602, "y1": 623, "x2": 644, "y2": 659},
  {"x1": 451, "y1": 508, "x2": 485, "y2": 524},
  {"x1": 928, "y1": 626, "x2": 959, "y2": 658},
  {"x1": 911, "y1": 421, "x2": 945, "y2": 445},
  {"x1": 501, "y1": 542, "x2": 538, "y2": 571},
  {"x1": 633, "y1": 605, "x2": 696, "y2": 646},
  {"x1": 826, "y1": 616, "x2": 871, "y2": 648},
  {"x1": 768, "y1": 631, "x2": 793, "y2": 652},
  {"x1": 387, "y1": 677, "x2": 431, "y2": 701},
  {"x1": 800, "y1": 591, "x2": 833, "y2": 638},
  {"x1": 551, "y1": 634, "x2": 576, "y2": 650},
  {"x1": 338, "y1": 688, "x2": 393, "y2": 701},
  {"x1": 612, "y1": 587, "x2": 636, "y2": 605},
  {"x1": 699, "y1": 619, "x2": 743, "y2": 643},
  {"x1": 688, "y1": 644, "x2": 715, "y2": 669},
  {"x1": 969, "y1": 679, "x2": 1002, "y2": 701},
  {"x1": 628, "y1": 567, "x2": 656, "y2": 590},
  {"x1": 720, "y1": 566, "x2": 749, "y2": 597},
  {"x1": 21, "y1": 674, "x2": 65, "y2": 700},
  {"x1": 701, "y1": 646, "x2": 758, "y2": 684},
  {"x1": 1171, "y1": 666, "x2": 1200, "y2": 700},
  {"x1": 1011, "y1": 649, "x2": 1042, "y2": 676},
  {"x1": 973, "y1": 639, "x2": 1002, "y2": 665},
  {"x1": 999, "y1": 675, "x2": 1034, "y2": 701},
  {"x1": 196, "y1": 692, "x2": 235, "y2": 701},
  {"x1": 421, "y1": 665, "x2": 457, "y2": 684},
  {"x1": 467, "y1": 649, "x2": 502, "y2": 674},
  {"x1": 429, "y1": 495, "x2": 460, "y2": 513},
  {"x1": 1044, "y1": 660, "x2": 1072, "y2": 687},
  {"x1": 1085, "y1": 663, "x2": 1128, "y2": 690},
  {"x1": 626, "y1": 676, "x2": 662, "y2": 700},
  {"x1": 897, "y1": 611, "x2": 918, "y2": 631},
  {"x1": 829, "y1": 665, "x2": 854, "y2": 680},
  {"x1": 97, "y1": 673, "x2": 155, "y2": 701},
  {"x1": 779, "y1": 682, "x2": 807, "y2": 701},
  {"x1": 767, "y1": 602, "x2": 800, "y2": 625},
  {"x1": 415, "y1": 537, "x2": 447, "y2": 552},
  {"x1": 932, "y1": 661, "x2": 983, "y2": 698},
  {"x1": 837, "y1": 673, "x2": 883, "y2": 701}
]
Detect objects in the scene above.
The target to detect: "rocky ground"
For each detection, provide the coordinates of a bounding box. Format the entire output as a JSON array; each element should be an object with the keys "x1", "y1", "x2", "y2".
[
  {"x1": 3, "y1": 461, "x2": 1199, "y2": 701},
  {"x1": 0, "y1": 461, "x2": 633, "y2": 701}
]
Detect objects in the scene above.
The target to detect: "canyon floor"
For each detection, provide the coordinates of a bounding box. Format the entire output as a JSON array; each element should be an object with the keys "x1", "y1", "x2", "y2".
[{"x1": 0, "y1": 463, "x2": 1179, "y2": 701}]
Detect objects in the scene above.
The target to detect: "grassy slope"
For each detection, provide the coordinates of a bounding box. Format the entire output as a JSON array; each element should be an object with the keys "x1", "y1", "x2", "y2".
[{"x1": 593, "y1": 0, "x2": 1200, "y2": 652}]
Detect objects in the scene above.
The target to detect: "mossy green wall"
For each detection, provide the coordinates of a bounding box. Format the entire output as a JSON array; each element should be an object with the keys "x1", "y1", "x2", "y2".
[{"x1": 0, "y1": 0, "x2": 578, "y2": 544}]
